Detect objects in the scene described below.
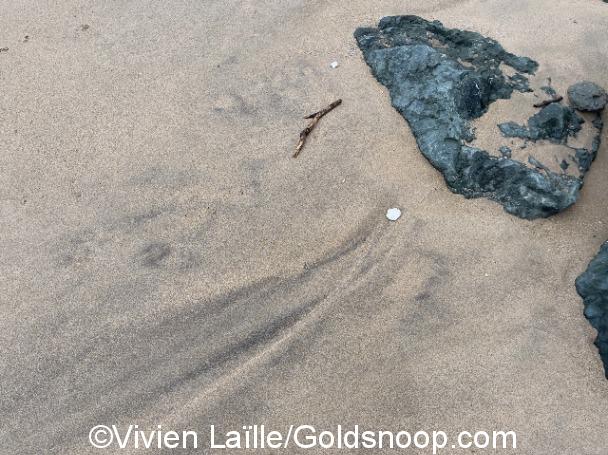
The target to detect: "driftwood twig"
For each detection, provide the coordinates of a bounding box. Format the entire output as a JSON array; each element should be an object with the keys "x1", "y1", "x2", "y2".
[
  {"x1": 533, "y1": 95, "x2": 563, "y2": 108},
  {"x1": 294, "y1": 99, "x2": 342, "y2": 158}
]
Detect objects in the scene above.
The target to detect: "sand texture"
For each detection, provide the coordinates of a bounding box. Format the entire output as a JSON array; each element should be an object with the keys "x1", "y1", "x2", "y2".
[{"x1": 1, "y1": 0, "x2": 607, "y2": 453}]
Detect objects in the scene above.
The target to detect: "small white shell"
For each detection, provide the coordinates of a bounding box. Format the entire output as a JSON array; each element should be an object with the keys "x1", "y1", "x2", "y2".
[{"x1": 386, "y1": 208, "x2": 402, "y2": 221}]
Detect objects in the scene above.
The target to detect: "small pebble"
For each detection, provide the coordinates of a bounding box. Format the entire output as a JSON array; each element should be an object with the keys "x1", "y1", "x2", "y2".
[
  {"x1": 386, "y1": 208, "x2": 401, "y2": 221},
  {"x1": 330, "y1": 61, "x2": 339, "y2": 69}
]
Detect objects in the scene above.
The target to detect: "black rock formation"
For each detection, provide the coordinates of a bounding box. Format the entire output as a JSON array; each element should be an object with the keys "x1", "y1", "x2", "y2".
[
  {"x1": 498, "y1": 98, "x2": 602, "y2": 178},
  {"x1": 498, "y1": 103, "x2": 584, "y2": 142},
  {"x1": 355, "y1": 16, "x2": 583, "y2": 219},
  {"x1": 540, "y1": 85, "x2": 557, "y2": 97},
  {"x1": 568, "y1": 81, "x2": 608, "y2": 112},
  {"x1": 576, "y1": 242, "x2": 608, "y2": 378},
  {"x1": 498, "y1": 146, "x2": 512, "y2": 159}
]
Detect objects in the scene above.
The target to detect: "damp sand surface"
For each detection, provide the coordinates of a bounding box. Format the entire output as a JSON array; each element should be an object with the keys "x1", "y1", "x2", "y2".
[{"x1": 1, "y1": 0, "x2": 608, "y2": 453}]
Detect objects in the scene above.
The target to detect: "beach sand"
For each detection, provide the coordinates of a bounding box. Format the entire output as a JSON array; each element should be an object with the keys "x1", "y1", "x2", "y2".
[{"x1": 1, "y1": 0, "x2": 607, "y2": 453}]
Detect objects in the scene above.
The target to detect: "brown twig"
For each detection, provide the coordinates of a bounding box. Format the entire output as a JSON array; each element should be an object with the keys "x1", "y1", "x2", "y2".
[
  {"x1": 294, "y1": 99, "x2": 342, "y2": 158},
  {"x1": 533, "y1": 95, "x2": 563, "y2": 108}
]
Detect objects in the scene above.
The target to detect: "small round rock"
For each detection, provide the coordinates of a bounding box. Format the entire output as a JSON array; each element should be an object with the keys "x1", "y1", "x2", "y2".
[
  {"x1": 567, "y1": 81, "x2": 607, "y2": 112},
  {"x1": 386, "y1": 207, "x2": 402, "y2": 221}
]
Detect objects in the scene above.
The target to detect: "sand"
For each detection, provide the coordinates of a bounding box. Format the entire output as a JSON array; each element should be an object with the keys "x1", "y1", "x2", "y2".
[{"x1": 1, "y1": 0, "x2": 607, "y2": 453}]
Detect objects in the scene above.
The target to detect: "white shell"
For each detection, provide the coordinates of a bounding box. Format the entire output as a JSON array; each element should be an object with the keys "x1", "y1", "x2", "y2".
[
  {"x1": 330, "y1": 61, "x2": 339, "y2": 69},
  {"x1": 386, "y1": 208, "x2": 402, "y2": 221}
]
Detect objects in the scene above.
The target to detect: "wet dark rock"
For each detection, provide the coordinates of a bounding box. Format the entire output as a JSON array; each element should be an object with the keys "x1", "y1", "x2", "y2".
[
  {"x1": 528, "y1": 155, "x2": 549, "y2": 171},
  {"x1": 540, "y1": 85, "x2": 558, "y2": 97},
  {"x1": 499, "y1": 146, "x2": 512, "y2": 158},
  {"x1": 509, "y1": 73, "x2": 533, "y2": 93},
  {"x1": 593, "y1": 116, "x2": 604, "y2": 130},
  {"x1": 499, "y1": 103, "x2": 584, "y2": 142},
  {"x1": 355, "y1": 16, "x2": 581, "y2": 219},
  {"x1": 575, "y1": 149, "x2": 595, "y2": 174},
  {"x1": 498, "y1": 93, "x2": 603, "y2": 178},
  {"x1": 568, "y1": 81, "x2": 607, "y2": 112},
  {"x1": 576, "y1": 242, "x2": 608, "y2": 378},
  {"x1": 529, "y1": 104, "x2": 584, "y2": 140},
  {"x1": 498, "y1": 122, "x2": 532, "y2": 140}
]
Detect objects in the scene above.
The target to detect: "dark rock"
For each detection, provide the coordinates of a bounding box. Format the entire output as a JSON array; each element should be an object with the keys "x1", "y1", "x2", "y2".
[
  {"x1": 593, "y1": 116, "x2": 604, "y2": 130},
  {"x1": 567, "y1": 81, "x2": 607, "y2": 112},
  {"x1": 560, "y1": 159, "x2": 569, "y2": 171},
  {"x1": 355, "y1": 16, "x2": 581, "y2": 219},
  {"x1": 497, "y1": 101, "x2": 601, "y2": 177},
  {"x1": 509, "y1": 73, "x2": 533, "y2": 93},
  {"x1": 576, "y1": 242, "x2": 608, "y2": 378},
  {"x1": 498, "y1": 103, "x2": 584, "y2": 142},
  {"x1": 499, "y1": 122, "x2": 533, "y2": 140},
  {"x1": 575, "y1": 149, "x2": 595, "y2": 174},
  {"x1": 528, "y1": 104, "x2": 583, "y2": 140},
  {"x1": 528, "y1": 155, "x2": 549, "y2": 171},
  {"x1": 540, "y1": 85, "x2": 557, "y2": 97},
  {"x1": 498, "y1": 146, "x2": 512, "y2": 158}
]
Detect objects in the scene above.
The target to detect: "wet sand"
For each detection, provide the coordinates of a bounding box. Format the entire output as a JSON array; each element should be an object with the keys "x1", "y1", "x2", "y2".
[{"x1": 1, "y1": 0, "x2": 607, "y2": 453}]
